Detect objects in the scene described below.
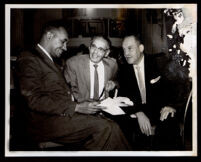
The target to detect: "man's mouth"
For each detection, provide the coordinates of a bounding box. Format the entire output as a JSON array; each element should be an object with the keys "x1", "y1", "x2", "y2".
[
  {"x1": 92, "y1": 54, "x2": 99, "y2": 59},
  {"x1": 56, "y1": 49, "x2": 62, "y2": 54}
]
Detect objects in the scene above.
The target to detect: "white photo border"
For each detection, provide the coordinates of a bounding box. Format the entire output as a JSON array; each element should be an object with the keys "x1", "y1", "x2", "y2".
[{"x1": 5, "y1": 4, "x2": 197, "y2": 157}]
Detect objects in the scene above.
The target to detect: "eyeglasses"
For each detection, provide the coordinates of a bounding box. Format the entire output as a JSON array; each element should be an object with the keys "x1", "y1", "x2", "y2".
[{"x1": 90, "y1": 44, "x2": 109, "y2": 54}]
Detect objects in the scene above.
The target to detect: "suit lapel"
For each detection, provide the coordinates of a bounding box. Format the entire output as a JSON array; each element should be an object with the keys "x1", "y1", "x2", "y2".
[
  {"x1": 35, "y1": 45, "x2": 61, "y2": 74},
  {"x1": 83, "y1": 56, "x2": 91, "y2": 92},
  {"x1": 144, "y1": 55, "x2": 149, "y2": 94},
  {"x1": 144, "y1": 54, "x2": 154, "y2": 95},
  {"x1": 125, "y1": 64, "x2": 142, "y2": 103},
  {"x1": 103, "y1": 59, "x2": 110, "y2": 86}
]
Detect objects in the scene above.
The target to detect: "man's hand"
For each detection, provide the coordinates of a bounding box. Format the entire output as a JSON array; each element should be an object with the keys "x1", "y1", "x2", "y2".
[
  {"x1": 105, "y1": 80, "x2": 116, "y2": 92},
  {"x1": 113, "y1": 97, "x2": 134, "y2": 106},
  {"x1": 75, "y1": 101, "x2": 106, "y2": 114},
  {"x1": 135, "y1": 111, "x2": 152, "y2": 136},
  {"x1": 160, "y1": 106, "x2": 176, "y2": 121}
]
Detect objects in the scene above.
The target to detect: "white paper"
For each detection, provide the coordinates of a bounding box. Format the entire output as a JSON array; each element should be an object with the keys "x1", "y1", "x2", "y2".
[
  {"x1": 98, "y1": 97, "x2": 134, "y2": 115},
  {"x1": 113, "y1": 96, "x2": 134, "y2": 106}
]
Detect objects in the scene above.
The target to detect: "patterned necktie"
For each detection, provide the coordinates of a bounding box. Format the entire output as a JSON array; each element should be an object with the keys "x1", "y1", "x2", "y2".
[
  {"x1": 135, "y1": 66, "x2": 146, "y2": 104},
  {"x1": 93, "y1": 64, "x2": 99, "y2": 100}
]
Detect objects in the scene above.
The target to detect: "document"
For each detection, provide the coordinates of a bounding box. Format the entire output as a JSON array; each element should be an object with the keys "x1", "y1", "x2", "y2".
[{"x1": 98, "y1": 97, "x2": 134, "y2": 115}]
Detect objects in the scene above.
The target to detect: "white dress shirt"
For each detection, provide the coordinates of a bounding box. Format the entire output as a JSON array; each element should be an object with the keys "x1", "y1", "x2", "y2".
[
  {"x1": 133, "y1": 55, "x2": 146, "y2": 104},
  {"x1": 37, "y1": 44, "x2": 53, "y2": 62},
  {"x1": 89, "y1": 60, "x2": 105, "y2": 100}
]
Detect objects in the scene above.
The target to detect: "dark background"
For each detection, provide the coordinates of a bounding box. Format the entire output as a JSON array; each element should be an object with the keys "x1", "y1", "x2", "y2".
[{"x1": 10, "y1": 8, "x2": 168, "y2": 56}]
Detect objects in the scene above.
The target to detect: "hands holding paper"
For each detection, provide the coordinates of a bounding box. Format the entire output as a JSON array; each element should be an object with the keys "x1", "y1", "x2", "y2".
[
  {"x1": 75, "y1": 82, "x2": 134, "y2": 116},
  {"x1": 98, "y1": 97, "x2": 134, "y2": 115},
  {"x1": 75, "y1": 101, "x2": 106, "y2": 114},
  {"x1": 113, "y1": 97, "x2": 134, "y2": 106}
]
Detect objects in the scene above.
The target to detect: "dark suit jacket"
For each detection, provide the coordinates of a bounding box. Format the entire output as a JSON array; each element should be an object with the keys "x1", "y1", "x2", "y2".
[
  {"x1": 64, "y1": 55, "x2": 118, "y2": 102},
  {"x1": 17, "y1": 45, "x2": 76, "y2": 142},
  {"x1": 118, "y1": 53, "x2": 167, "y2": 123}
]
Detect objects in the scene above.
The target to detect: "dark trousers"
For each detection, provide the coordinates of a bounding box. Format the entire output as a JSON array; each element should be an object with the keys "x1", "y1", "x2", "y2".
[
  {"x1": 153, "y1": 116, "x2": 182, "y2": 150},
  {"x1": 116, "y1": 117, "x2": 155, "y2": 150},
  {"x1": 107, "y1": 114, "x2": 182, "y2": 150},
  {"x1": 36, "y1": 113, "x2": 132, "y2": 151},
  {"x1": 103, "y1": 114, "x2": 142, "y2": 150}
]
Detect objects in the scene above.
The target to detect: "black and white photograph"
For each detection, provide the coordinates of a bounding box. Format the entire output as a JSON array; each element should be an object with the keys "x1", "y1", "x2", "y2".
[{"x1": 5, "y1": 4, "x2": 197, "y2": 157}]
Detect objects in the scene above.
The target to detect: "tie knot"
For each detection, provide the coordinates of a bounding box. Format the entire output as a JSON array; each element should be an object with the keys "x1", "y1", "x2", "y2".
[{"x1": 94, "y1": 64, "x2": 98, "y2": 68}]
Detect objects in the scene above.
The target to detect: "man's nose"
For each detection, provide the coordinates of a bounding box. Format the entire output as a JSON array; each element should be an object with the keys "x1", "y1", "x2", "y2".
[
  {"x1": 93, "y1": 48, "x2": 100, "y2": 54},
  {"x1": 94, "y1": 47, "x2": 99, "y2": 52},
  {"x1": 62, "y1": 43, "x2": 67, "y2": 51},
  {"x1": 124, "y1": 50, "x2": 129, "y2": 56}
]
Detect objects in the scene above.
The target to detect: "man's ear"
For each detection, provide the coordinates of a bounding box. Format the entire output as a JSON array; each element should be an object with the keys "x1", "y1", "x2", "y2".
[
  {"x1": 139, "y1": 44, "x2": 144, "y2": 53},
  {"x1": 46, "y1": 31, "x2": 54, "y2": 40},
  {"x1": 104, "y1": 49, "x2": 110, "y2": 57}
]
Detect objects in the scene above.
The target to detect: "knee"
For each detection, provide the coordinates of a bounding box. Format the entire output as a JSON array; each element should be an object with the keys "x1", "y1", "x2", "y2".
[{"x1": 94, "y1": 119, "x2": 120, "y2": 135}]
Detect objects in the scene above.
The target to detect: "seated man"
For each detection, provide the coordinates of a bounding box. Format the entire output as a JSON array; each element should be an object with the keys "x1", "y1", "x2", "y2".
[
  {"x1": 16, "y1": 20, "x2": 131, "y2": 151},
  {"x1": 64, "y1": 36, "x2": 118, "y2": 102},
  {"x1": 118, "y1": 34, "x2": 182, "y2": 150}
]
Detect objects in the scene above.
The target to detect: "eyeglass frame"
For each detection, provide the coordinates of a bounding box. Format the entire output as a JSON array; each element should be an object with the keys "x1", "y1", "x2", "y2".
[{"x1": 90, "y1": 43, "x2": 109, "y2": 54}]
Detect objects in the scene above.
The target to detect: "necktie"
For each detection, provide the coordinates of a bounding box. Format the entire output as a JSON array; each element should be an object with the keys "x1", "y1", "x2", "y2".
[
  {"x1": 93, "y1": 64, "x2": 99, "y2": 100},
  {"x1": 135, "y1": 66, "x2": 146, "y2": 104}
]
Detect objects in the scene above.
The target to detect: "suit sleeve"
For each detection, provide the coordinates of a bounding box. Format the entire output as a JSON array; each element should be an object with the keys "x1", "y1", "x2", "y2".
[
  {"x1": 110, "y1": 58, "x2": 119, "y2": 88},
  {"x1": 17, "y1": 55, "x2": 76, "y2": 116},
  {"x1": 64, "y1": 59, "x2": 80, "y2": 101}
]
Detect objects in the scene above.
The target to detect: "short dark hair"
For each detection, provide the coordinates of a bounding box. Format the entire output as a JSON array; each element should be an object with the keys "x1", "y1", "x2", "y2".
[
  {"x1": 40, "y1": 20, "x2": 67, "y2": 38},
  {"x1": 123, "y1": 32, "x2": 143, "y2": 44}
]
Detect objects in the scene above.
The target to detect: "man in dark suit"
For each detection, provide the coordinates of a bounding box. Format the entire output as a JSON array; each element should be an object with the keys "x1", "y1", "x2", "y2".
[
  {"x1": 119, "y1": 34, "x2": 180, "y2": 149},
  {"x1": 16, "y1": 21, "x2": 131, "y2": 151},
  {"x1": 64, "y1": 36, "x2": 118, "y2": 103}
]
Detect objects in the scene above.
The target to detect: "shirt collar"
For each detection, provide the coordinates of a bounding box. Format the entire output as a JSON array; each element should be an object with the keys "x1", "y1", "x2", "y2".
[
  {"x1": 90, "y1": 60, "x2": 103, "y2": 67},
  {"x1": 37, "y1": 43, "x2": 53, "y2": 62},
  {"x1": 134, "y1": 54, "x2": 144, "y2": 69}
]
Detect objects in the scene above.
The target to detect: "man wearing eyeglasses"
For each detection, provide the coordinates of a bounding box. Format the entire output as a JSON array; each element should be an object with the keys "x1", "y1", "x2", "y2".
[{"x1": 64, "y1": 36, "x2": 118, "y2": 114}]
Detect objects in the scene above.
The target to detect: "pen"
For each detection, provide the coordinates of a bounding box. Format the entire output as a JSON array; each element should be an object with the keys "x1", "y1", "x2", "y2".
[
  {"x1": 98, "y1": 87, "x2": 105, "y2": 100},
  {"x1": 114, "y1": 89, "x2": 118, "y2": 98}
]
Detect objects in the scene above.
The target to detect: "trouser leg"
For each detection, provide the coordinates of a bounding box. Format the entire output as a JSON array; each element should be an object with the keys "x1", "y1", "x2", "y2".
[
  {"x1": 109, "y1": 115, "x2": 136, "y2": 148},
  {"x1": 154, "y1": 117, "x2": 181, "y2": 150},
  {"x1": 54, "y1": 113, "x2": 131, "y2": 151}
]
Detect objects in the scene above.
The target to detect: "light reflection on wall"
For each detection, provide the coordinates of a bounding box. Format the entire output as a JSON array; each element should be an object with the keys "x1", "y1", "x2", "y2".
[{"x1": 86, "y1": 8, "x2": 95, "y2": 17}]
